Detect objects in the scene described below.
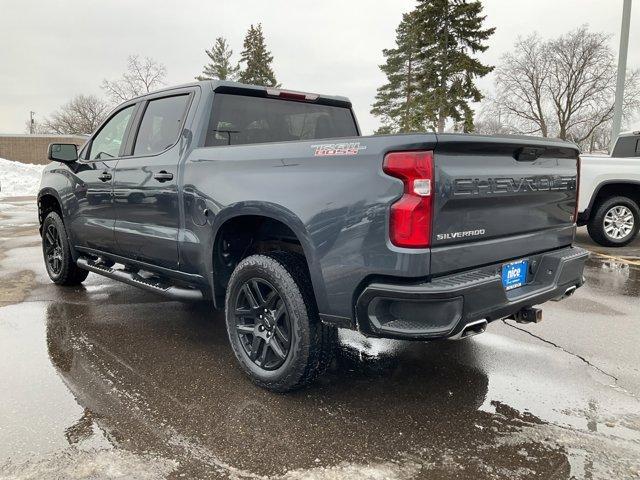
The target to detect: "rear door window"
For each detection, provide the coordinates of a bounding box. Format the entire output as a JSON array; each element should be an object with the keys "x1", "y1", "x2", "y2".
[
  {"x1": 133, "y1": 95, "x2": 190, "y2": 156},
  {"x1": 205, "y1": 94, "x2": 358, "y2": 147}
]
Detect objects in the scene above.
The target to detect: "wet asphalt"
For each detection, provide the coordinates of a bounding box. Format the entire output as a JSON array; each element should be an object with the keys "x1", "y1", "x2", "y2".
[{"x1": 0, "y1": 198, "x2": 639, "y2": 479}]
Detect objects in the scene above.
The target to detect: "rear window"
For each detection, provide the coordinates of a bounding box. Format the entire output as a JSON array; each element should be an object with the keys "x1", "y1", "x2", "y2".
[
  {"x1": 205, "y1": 93, "x2": 357, "y2": 147},
  {"x1": 611, "y1": 136, "x2": 640, "y2": 157}
]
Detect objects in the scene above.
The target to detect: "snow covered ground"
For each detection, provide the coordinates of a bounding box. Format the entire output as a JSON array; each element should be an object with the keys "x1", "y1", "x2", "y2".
[{"x1": 0, "y1": 157, "x2": 45, "y2": 198}]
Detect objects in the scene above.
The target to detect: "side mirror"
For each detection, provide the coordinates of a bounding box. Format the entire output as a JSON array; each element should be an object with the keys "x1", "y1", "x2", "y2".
[{"x1": 48, "y1": 143, "x2": 78, "y2": 163}]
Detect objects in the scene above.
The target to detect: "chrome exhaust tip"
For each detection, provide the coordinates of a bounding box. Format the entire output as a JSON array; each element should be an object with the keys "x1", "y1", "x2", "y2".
[
  {"x1": 449, "y1": 319, "x2": 488, "y2": 341},
  {"x1": 552, "y1": 285, "x2": 578, "y2": 302}
]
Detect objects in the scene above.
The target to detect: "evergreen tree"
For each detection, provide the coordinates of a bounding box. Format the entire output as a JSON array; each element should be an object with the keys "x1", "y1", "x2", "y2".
[
  {"x1": 372, "y1": 1, "x2": 494, "y2": 133},
  {"x1": 195, "y1": 37, "x2": 239, "y2": 81},
  {"x1": 371, "y1": 12, "x2": 428, "y2": 134},
  {"x1": 238, "y1": 24, "x2": 278, "y2": 87},
  {"x1": 417, "y1": 0, "x2": 494, "y2": 132}
]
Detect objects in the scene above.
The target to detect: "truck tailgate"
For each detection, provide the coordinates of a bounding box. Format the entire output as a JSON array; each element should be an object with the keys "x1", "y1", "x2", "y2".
[{"x1": 431, "y1": 135, "x2": 579, "y2": 275}]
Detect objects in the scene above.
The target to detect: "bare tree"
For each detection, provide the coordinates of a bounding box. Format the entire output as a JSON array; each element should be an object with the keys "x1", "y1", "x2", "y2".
[
  {"x1": 547, "y1": 28, "x2": 616, "y2": 142},
  {"x1": 493, "y1": 34, "x2": 551, "y2": 136},
  {"x1": 567, "y1": 69, "x2": 640, "y2": 150},
  {"x1": 41, "y1": 94, "x2": 110, "y2": 135},
  {"x1": 102, "y1": 55, "x2": 167, "y2": 103},
  {"x1": 492, "y1": 27, "x2": 640, "y2": 146},
  {"x1": 473, "y1": 104, "x2": 511, "y2": 136}
]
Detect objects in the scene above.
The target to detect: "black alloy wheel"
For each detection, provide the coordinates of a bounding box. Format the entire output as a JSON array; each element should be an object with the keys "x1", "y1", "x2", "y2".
[
  {"x1": 233, "y1": 278, "x2": 292, "y2": 371},
  {"x1": 225, "y1": 252, "x2": 336, "y2": 392},
  {"x1": 43, "y1": 222, "x2": 64, "y2": 276},
  {"x1": 41, "y1": 211, "x2": 89, "y2": 285}
]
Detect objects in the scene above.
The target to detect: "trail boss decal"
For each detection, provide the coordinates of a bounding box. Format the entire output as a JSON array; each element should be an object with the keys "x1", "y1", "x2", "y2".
[{"x1": 312, "y1": 142, "x2": 366, "y2": 156}]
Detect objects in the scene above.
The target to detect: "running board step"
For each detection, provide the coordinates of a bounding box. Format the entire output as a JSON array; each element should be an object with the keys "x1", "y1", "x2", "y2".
[{"x1": 77, "y1": 257, "x2": 203, "y2": 302}]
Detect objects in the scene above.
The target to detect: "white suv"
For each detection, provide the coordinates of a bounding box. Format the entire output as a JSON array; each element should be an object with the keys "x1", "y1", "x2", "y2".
[{"x1": 578, "y1": 131, "x2": 640, "y2": 246}]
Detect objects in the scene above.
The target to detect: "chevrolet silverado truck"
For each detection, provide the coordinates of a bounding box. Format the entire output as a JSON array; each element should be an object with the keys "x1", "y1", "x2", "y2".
[
  {"x1": 38, "y1": 81, "x2": 588, "y2": 391},
  {"x1": 578, "y1": 131, "x2": 640, "y2": 246}
]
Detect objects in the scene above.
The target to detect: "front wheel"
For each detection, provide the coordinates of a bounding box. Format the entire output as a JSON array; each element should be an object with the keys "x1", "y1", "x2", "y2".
[
  {"x1": 42, "y1": 211, "x2": 89, "y2": 285},
  {"x1": 587, "y1": 196, "x2": 640, "y2": 247},
  {"x1": 224, "y1": 252, "x2": 336, "y2": 392}
]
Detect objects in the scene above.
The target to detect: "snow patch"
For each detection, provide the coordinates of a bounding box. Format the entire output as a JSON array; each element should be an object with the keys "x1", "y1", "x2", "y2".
[
  {"x1": 0, "y1": 448, "x2": 178, "y2": 480},
  {"x1": 279, "y1": 460, "x2": 421, "y2": 479},
  {"x1": 0, "y1": 158, "x2": 44, "y2": 199},
  {"x1": 497, "y1": 420, "x2": 640, "y2": 479},
  {"x1": 338, "y1": 328, "x2": 403, "y2": 359}
]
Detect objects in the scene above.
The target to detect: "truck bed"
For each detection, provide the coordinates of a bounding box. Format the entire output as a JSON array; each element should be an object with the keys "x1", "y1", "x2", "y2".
[{"x1": 184, "y1": 131, "x2": 580, "y2": 322}]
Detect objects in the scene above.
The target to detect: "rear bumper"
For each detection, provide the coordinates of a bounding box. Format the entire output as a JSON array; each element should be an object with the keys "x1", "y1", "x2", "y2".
[{"x1": 355, "y1": 246, "x2": 588, "y2": 340}]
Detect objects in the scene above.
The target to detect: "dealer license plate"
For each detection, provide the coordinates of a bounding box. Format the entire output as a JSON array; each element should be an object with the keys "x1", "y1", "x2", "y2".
[{"x1": 501, "y1": 259, "x2": 528, "y2": 291}]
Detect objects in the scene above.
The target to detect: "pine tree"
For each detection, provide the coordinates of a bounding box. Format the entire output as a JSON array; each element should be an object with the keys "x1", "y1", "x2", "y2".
[
  {"x1": 238, "y1": 24, "x2": 278, "y2": 87},
  {"x1": 371, "y1": 12, "x2": 429, "y2": 134},
  {"x1": 372, "y1": 1, "x2": 494, "y2": 133},
  {"x1": 416, "y1": 0, "x2": 494, "y2": 132},
  {"x1": 195, "y1": 37, "x2": 239, "y2": 81}
]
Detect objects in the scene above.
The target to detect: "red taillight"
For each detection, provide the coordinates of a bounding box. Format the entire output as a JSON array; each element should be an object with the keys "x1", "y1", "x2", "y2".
[
  {"x1": 383, "y1": 150, "x2": 434, "y2": 248},
  {"x1": 266, "y1": 88, "x2": 319, "y2": 101}
]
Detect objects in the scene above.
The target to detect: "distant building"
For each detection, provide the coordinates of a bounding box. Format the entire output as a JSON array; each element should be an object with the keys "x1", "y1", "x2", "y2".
[{"x1": 0, "y1": 134, "x2": 87, "y2": 165}]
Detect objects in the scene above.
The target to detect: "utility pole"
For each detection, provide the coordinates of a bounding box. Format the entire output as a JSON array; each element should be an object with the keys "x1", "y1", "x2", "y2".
[
  {"x1": 611, "y1": 0, "x2": 632, "y2": 152},
  {"x1": 29, "y1": 111, "x2": 35, "y2": 134}
]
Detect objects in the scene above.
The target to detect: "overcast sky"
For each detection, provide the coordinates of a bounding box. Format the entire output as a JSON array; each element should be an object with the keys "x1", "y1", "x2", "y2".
[{"x1": 1, "y1": 0, "x2": 639, "y2": 134}]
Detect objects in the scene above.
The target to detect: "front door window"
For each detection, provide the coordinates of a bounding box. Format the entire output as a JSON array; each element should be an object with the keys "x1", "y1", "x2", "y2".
[{"x1": 89, "y1": 106, "x2": 134, "y2": 160}]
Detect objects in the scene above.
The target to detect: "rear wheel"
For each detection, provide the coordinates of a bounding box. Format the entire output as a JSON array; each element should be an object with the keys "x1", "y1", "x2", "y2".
[
  {"x1": 225, "y1": 252, "x2": 336, "y2": 392},
  {"x1": 587, "y1": 196, "x2": 640, "y2": 247},
  {"x1": 42, "y1": 212, "x2": 89, "y2": 285}
]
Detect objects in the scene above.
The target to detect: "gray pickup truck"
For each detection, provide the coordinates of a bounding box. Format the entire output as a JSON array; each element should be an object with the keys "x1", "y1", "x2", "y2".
[{"x1": 38, "y1": 81, "x2": 588, "y2": 391}]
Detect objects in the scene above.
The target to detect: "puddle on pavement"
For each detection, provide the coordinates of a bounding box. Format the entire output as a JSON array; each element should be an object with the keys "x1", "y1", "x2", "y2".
[{"x1": 1, "y1": 199, "x2": 639, "y2": 479}]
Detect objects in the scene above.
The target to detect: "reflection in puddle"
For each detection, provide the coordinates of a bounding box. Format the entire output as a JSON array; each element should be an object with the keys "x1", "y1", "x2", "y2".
[
  {"x1": 24, "y1": 295, "x2": 569, "y2": 478},
  {"x1": 584, "y1": 255, "x2": 640, "y2": 297}
]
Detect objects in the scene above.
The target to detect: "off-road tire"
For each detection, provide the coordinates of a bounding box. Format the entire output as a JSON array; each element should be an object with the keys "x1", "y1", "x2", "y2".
[
  {"x1": 225, "y1": 252, "x2": 336, "y2": 392},
  {"x1": 587, "y1": 196, "x2": 640, "y2": 247},
  {"x1": 42, "y1": 211, "x2": 89, "y2": 285}
]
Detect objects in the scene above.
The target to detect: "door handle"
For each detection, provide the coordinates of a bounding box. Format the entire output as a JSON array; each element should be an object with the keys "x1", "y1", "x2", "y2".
[
  {"x1": 98, "y1": 171, "x2": 112, "y2": 182},
  {"x1": 153, "y1": 171, "x2": 174, "y2": 182}
]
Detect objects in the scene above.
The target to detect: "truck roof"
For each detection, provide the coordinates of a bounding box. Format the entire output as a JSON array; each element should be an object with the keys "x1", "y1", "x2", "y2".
[
  {"x1": 133, "y1": 80, "x2": 352, "y2": 108},
  {"x1": 617, "y1": 130, "x2": 640, "y2": 138}
]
